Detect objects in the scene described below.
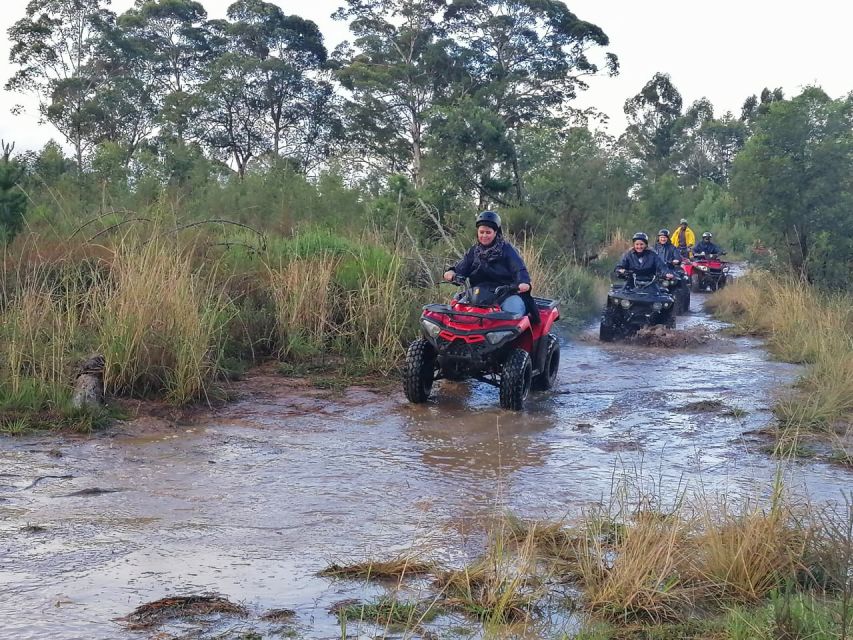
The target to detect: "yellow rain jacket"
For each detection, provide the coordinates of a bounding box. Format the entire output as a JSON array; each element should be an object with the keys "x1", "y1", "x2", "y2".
[{"x1": 670, "y1": 225, "x2": 695, "y2": 251}]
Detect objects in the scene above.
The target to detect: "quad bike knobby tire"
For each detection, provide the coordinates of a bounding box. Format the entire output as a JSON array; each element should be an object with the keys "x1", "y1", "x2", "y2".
[
  {"x1": 403, "y1": 338, "x2": 436, "y2": 403},
  {"x1": 681, "y1": 288, "x2": 691, "y2": 313},
  {"x1": 599, "y1": 311, "x2": 617, "y2": 342},
  {"x1": 532, "y1": 334, "x2": 560, "y2": 391},
  {"x1": 691, "y1": 272, "x2": 702, "y2": 293},
  {"x1": 665, "y1": 314, "x2": 676, "y2": 329},
  {"x1": 718, "y1": 275, "x2": 728, "y2": 289},
  {"x1": 499, "y1": 348, "x2": 532, "y2": 410}
]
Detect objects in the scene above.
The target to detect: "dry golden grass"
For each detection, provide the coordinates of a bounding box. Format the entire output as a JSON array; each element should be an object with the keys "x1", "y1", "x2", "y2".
[
  {"x1": 266, "y1": 254, "x2": 337, "y2": 359},
  {"x1": 319, "y1": 555, "x2": 436, "y2": 580},
  {"x1": 95, "y1": 238, "x2": 233, "y2": 404},
  {"x1": 688, "y1": 500, "x2": 805, "y2": 603},
  {"x1": 576, "y1": 509, "x2": 694, "y2": 623}
]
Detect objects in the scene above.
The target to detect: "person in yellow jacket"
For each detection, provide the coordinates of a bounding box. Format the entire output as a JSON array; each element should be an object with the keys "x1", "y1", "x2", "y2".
[{"x1": 670, "y1": 218, "x2": 695, "y2": 257}]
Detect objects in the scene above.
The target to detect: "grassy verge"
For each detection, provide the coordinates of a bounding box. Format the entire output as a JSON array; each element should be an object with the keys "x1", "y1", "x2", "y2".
[
  {"x1": 705, "y1": 273, "x2": 853, "y2": 464},
  {"x1": 315, "y1": 480, "x2": 853, "y2": 639}
]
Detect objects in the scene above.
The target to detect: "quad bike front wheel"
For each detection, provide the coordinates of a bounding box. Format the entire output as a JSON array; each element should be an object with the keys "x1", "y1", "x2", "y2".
[
  {"x1": 690, "y1": 273, "x2": 702, "y2": 293},
  {"x1": 532, "y1": 334, "x2": 560, "y2": 391},
  {"x1": 403, "y1": 338, "x2": 436, "y2": 403},
  {"x1": 499, "y1": 349, "x2": 532, "y2": 410},
  {"x1": 599, "y1": 311, "x2": 617, "y2": 342}
]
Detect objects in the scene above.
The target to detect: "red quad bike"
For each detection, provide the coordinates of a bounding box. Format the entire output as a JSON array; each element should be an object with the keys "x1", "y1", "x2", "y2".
[
  {"x1": 403, "y1": 281, "x2": 560, "y2": 410},
  {"x1": 686, "y1": 252, "x2": 730, "y2": 292}
]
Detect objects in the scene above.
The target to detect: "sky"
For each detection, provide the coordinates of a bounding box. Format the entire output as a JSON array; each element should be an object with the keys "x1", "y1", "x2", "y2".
[{"x1": 1, "y1": 0, "x2": 852, "y2": 153}]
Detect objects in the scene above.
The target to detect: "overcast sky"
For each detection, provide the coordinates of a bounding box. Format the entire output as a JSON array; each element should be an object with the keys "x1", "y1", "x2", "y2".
[{"x1": 1, "y1": 0, "x2": 851, "y2": 153}]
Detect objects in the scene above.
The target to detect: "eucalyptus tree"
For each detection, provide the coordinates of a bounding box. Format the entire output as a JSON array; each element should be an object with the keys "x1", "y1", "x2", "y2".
[
  {"x1": 333, "y1": 0, "x2": 460, "y2": 187},
  {"x1": 441, "y1": 0, "x2": 617, "y2": 202},
  {"x1": 116, "y1": 0, "x2": 220, "y2": 142},
  {"x1": 6, "y1": 0, "x2": 116, "y2": 169},
  {"x1": 225, "y1": 0, "x2": 338, "y2": 171},
  {"x1": 622, "y1": 72, "x2": 683, "y2": 178}
]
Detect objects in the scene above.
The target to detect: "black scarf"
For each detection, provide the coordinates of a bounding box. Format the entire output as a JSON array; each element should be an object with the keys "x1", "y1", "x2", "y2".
[{"x1": 474, "y1": 235, "x2": 505, "y2": 266}]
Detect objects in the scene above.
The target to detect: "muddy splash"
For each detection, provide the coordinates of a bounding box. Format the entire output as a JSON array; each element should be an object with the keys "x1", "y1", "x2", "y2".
[{"x1": 0, "y1": 294, "x2": 850, "y2": 639}]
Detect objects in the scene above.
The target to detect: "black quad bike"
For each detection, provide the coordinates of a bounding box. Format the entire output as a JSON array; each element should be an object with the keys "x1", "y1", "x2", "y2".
[
  {"x1": 662, "y1": 258, "x2": 691, "y2": 314},
  {"x1": 403, "y1": 281, "x2": 561, "y2": 410},
  {"x1": 599, "y1": 272, "x2": 676, "y2": 342}
]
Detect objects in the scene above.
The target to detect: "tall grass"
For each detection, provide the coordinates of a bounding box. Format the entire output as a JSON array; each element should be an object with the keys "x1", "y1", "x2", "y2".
[
  {"x1": 266, "y1": 254, "x2": 337, "y2": 360},
  {"x1": 706, "y1": 273, "x2": 853, "y2": 435},
  {"x1": 95, "y1": 238, "x2": 233, "y2": 403}
]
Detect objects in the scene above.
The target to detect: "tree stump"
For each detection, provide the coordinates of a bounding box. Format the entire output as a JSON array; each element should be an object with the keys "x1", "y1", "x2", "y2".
[{"x1": 71, "y1": 355, "x2": 105, "y2": 409}]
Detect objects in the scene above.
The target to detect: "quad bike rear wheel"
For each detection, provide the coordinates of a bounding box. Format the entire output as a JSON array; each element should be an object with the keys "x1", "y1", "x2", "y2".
[
  {"x1": 403, "y1": 338, "x2": 436, "y2": 403},
  {"x1": 532, "y1": 334, "x2": 560, "y2": 391},
  {"x1": 499, "y1": 349, "x2": 532, "y2": 410}
]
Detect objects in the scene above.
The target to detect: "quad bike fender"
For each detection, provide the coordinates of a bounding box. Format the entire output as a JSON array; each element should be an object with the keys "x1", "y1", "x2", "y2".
[{"x1": 512, "y1": 327, "x2": 535, "y2": 357}]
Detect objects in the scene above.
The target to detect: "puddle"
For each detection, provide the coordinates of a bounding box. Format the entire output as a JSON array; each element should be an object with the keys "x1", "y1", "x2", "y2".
[{"x1": 0, "y1": 294, "x2": 849, "y2": 638}]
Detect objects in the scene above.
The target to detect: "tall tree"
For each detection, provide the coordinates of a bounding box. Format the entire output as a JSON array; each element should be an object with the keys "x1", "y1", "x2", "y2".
[
  {"x1": 117, "y1": 0, "x2": 219, "y2": 142},
  {"x1": 732, "y1": 87, "x2": 853, "y2": 285},
  {"x1": 226, "y1": 0, "x2": 337, "y2": 168},
  {"x1": 6, "y1": 0, "x2": 116, "y2": 169},
  {"x1": 443, "y1": 0, "x2": 616, "y2": 201},
  {"x1": 0, "y1": 142, "x2": 27, "y2": 243},
  {"x1": 622, "y1": 72, "x2": 683, "y2": 178},
  {"x1": 333, "y1": 0, "x2": 458, "y2": 187}
]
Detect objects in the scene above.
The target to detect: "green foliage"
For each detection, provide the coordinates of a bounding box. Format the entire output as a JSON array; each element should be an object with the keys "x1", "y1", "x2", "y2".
[
  {"x1": 732, "y1": 87, "x2": 853, "y2": 287},
  {"x1": 0, "y1": 145, "x2": 27, "y2": 243}
]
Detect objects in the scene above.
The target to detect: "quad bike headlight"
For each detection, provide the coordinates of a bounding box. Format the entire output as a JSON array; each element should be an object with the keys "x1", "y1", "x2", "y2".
[
  {"x1": 486, "y1": 330, "x2": 514, "y2": 345},
  {"x1": 421, "y1": 318, "x2": 442, "y2": 339},
  {"x1": 652, "y1": 302, "x2": 663, "y2": 311},
  {"x1": 698, "y1": 265, "x2": 709, "y2": 271},
  {"x1": 620, "y1": 299, "x2": 632, "y2": 309}
]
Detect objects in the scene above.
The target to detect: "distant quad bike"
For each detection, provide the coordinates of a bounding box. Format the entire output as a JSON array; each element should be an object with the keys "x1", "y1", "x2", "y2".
[
  {"x1": 599, "y1": 272, "x2": 676, "y2": 342},
  {"x1": 686, "y1": 252, "x2": 730, "y2": 292},
  {"x1": 663, "y1": 258, "x2": 691, "y2": 314},
  {"x1": 403, "y1": 281, "x2": 560, "y2": 410}
]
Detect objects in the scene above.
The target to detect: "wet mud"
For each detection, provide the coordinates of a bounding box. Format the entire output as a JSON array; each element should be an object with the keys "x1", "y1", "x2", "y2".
[{"x1": 0, "y1": 293, "x2": 850, "y2": 639}]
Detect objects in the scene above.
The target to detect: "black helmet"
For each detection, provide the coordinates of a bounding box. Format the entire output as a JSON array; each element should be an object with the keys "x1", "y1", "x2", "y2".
[
  {"x1": 475, "y1": 210, "x2": 501, "y2": 233},
  {"x1": 632, "y1": 232, "x2": 649, "y2": 244},
  {"x1": 658, "y1": 228, "x2": 670, "y2": 237},
  {"x1": 702, "y1": 232, "x2": 712, "y2": 239}
]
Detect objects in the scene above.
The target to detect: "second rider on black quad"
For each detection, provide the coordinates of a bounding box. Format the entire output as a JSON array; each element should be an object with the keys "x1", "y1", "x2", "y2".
[{"x1": 654, "y1": 228, "x2": 690, "y2": 314}]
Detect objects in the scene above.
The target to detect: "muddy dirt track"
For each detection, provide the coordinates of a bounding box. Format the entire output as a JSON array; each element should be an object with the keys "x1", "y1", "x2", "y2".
[{"x1": 1, "y1": 295, "x2": 850, "y2": 639}]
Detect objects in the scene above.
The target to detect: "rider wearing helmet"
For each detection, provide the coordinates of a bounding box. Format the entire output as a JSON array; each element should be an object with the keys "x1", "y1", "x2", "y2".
[
  {"x1": 444, "y1": 210, "x2": 531, "y2": 316},
  {"x1": 693, "y1": 232, "x2": 723, "y2": 256},
  {"x1": 670, "y1": 218, "x2": 695, "y2": 257},
  {"x1": 654, "y1": 228, "x2": 682, "y2": 265},
  {"x1": 615, "y1": 232, "x2": 674, "y2": 280}
]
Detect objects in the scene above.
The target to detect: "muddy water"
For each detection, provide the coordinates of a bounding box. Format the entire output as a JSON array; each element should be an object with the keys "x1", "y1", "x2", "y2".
[{"x1": 1, "y1": 296, "x2": 850, "y2": 639}]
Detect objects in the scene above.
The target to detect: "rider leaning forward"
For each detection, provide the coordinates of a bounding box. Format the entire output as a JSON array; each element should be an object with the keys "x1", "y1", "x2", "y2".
[{"x1": 443, "y1": 210, "x2": 531, "y2": 316}]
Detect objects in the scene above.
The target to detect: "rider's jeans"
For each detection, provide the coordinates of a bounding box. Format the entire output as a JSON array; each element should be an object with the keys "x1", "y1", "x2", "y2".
[{"x1": 501, "y1": 294, "x2": 526, "y2": 316}]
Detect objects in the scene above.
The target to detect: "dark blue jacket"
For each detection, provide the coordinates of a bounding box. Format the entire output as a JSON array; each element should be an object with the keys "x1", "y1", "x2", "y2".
[
  {"x1": 654, "y1": 241, "x2": 682, "y2": 265},
  {"x1": 615, "y1": 248, "x2": 672, "y2": 278},
  {"x1": 453, "y1": 239, "x2": 531, "y2": 288},
  {"x1": 693, "y1": 241, "x2": 722, "y2": 256}
]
